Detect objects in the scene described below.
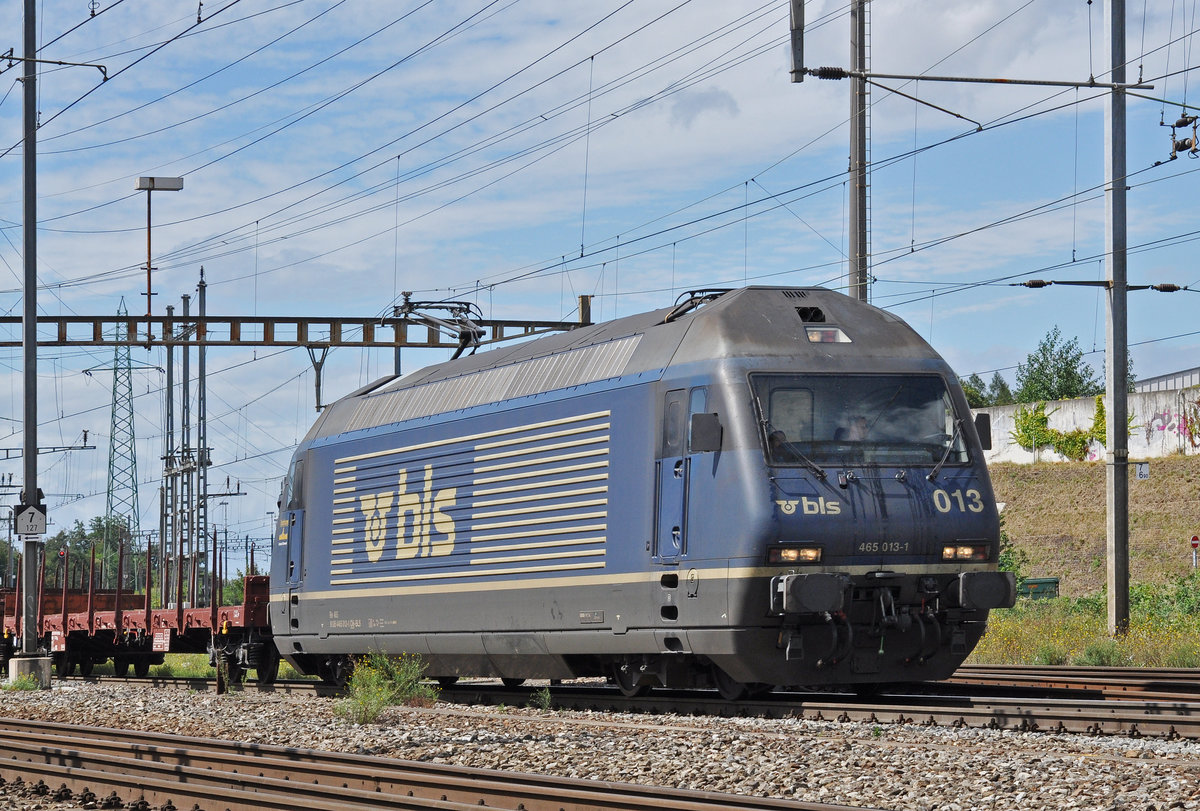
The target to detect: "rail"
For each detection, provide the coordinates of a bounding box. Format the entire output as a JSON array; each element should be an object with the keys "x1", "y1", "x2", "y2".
[{"x1": 0, "y1": 717, "x2": 870, "y2": 811}]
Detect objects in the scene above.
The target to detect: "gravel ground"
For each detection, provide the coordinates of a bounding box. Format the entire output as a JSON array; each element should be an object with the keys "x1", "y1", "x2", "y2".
[{"x1": 0, "y1": 681, "x2": 1198, "y2": 811}]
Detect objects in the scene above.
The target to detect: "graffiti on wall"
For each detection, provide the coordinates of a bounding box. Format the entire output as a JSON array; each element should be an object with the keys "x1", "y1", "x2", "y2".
[{"x1": 1140, "y1": 390, "x2": 1200, "y2": 448}]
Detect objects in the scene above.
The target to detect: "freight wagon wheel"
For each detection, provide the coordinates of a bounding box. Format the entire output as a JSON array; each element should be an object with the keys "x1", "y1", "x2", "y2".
[
  {"x1": 255, "y1": 647, "x2": 280, "y2": 686},
  {"x1": 436, "y1": 676, "x2": 459, "y2": 687},
  {"x1": 500, "y1": 677, "x2": 526, "y2": 688},
  {"x1": 77, "y1": 654, "x2": 95, "y2": 678},
  {"x1": 113, "y1": 656, "x2": 130, "y2": 678},
  {"x1": 611, "y1": 664, "x2": 651, "y2": 698},
  {"x1": 134, "y1": 658, "x2": 151, "y2": 678},
  {"x1": 54, "y1": 652, "x2": 75, "y2": 679}
]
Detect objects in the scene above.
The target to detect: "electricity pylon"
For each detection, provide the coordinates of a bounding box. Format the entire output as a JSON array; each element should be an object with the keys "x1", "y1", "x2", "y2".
[{"x1": 104, "y1": 299, "x2": 139, "y2": 587}]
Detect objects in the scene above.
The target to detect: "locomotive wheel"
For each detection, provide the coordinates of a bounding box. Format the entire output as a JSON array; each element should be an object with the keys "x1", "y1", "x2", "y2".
[
  {"x1": 113, "y1": 656, "x2": 130, "y2": 678},
  {"x1": 134, "y1": 658, "x2": 151, "y2": 678},
  {"x1": 500, "y1": 677, "x2": 526, "y2": 688},
  {"x1": 255, "y1": 646, "x2": 280, "y2": 686},
  {"x1": 711, "y1": 666, "x2": 749, "y2": 701},
  {"x1": 611, "y1": 664, "x2": 651, "y2": 698},
  {"x1": 746, "y1": 683, "x2": 776, "y2": 699},
  {"x1": 317, "y1": 655, "x2": 352, "y2": 688},
  {"x1": 436, "y1": 676, "x2": 459, "y2": 687}
]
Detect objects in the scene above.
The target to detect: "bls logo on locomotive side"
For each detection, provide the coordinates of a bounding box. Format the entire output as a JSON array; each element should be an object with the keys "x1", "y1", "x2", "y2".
[
  {"x1": 776, "y1": 496, "x2": 842, "y2": 516},
  {"x1": 358, "y1": 464, "x2": 457, "y2": 563}
]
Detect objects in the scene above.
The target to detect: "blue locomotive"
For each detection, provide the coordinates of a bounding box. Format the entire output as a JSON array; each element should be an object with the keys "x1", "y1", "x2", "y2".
[{"x1": 270, "y1": 287, "x2": 1014, "y2": 697}]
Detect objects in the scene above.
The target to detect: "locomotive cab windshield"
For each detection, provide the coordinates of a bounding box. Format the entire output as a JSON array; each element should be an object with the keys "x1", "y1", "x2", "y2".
[{"x1": 752, "y1": 373, "x2": 969, "y2": 467}]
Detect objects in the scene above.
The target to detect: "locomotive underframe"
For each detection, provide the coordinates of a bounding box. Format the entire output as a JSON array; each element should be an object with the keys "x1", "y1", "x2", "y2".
[{"x1": 277, "y1": 566, "x2": 1012, "y2": 693}]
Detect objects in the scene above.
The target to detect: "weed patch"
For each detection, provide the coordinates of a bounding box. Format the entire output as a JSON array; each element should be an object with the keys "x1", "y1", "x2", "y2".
[
  {"x1": 969, "y1": 573, "x2": 1200, "y2": 666},
  {"x1": 334, "y1": 652, "x2": 439, "y2": 725},
  {"x1": 2, "y1": 674, "x2": 42, "y2": 691}
]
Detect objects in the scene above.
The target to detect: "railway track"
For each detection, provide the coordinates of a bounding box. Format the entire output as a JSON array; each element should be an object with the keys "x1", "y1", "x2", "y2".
[
  {"x1": 80, "y1": 664, "x2": 1200, "y2": 740},
  {"x1": 950, "y1": 663, "x2": 1200, "y2": 700},
  {"x1": 0, "y1": 717, "x2": 871, "y2": 811},
  {"x1": 437, "y1": 680, "x2": 1200, "y2": 740}
]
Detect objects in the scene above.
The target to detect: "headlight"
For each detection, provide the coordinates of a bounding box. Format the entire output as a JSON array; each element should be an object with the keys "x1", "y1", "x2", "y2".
[
  {"x1": 942, "y1": 543, "x2": 989, "y2": 561},
  {"x1": 805, "y1": 326, "x2": 851, "y2": 343},
  {"x1": 769, "y1": 545, "x2": 822, "y2": 564}
]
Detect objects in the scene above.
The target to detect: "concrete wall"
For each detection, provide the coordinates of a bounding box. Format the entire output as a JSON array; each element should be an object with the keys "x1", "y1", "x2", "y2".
[{"x1": 976, "y1": 386, "x2": 1200, "y2": 464}]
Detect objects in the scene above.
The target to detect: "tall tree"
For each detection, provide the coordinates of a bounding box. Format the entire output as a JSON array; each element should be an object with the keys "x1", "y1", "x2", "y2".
[
  {"x1": 961, "y1": 373, "x2": 988, "y2": 408},
  {"x1": 987, "y1": 372, "x2": 1015, "y2": 406},
  {"x1": 1014, "y1": 326, "x2": 1104, "y2": 403}
]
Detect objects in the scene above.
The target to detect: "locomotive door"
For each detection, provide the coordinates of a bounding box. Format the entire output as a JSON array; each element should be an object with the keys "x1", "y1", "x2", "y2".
[
  {"x1": 280, "y1": 458, "x2": 305, "y2": 631},
  {"x1": 283, "y1": 509, "x2": 303, "y2": 630},
  {"x1": 654, "y1": 389, "x2": 690, "y2": 564}
]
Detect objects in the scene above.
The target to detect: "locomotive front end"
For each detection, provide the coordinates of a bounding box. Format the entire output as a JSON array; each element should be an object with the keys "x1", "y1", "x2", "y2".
[{"x1": 749, "y1": 365, "x2": 1015, "y2": 686}]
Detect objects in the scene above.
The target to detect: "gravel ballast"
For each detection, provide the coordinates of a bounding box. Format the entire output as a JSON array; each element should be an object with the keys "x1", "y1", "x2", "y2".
[{"x1": 0, "y1": 681, "x2": 1197, "y2": 811}]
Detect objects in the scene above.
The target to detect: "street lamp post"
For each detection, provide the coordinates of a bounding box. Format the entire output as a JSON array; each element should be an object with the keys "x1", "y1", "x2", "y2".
[{"x1": 136, "y1": 176, "x2": 184, "y2": 326}]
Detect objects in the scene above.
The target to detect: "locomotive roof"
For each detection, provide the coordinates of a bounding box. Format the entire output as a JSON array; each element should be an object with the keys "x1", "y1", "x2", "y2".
[{"x1": 303, "y1": 286, "x2": 940, "y2": 442}]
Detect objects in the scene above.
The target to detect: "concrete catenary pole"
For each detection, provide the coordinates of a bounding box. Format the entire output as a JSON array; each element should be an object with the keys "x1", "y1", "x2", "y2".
[
  {"x1": 20, "y1": 0, "x2": 41, "y2": 658},
  {"x1": 1104, "y1": 0, "x2": 1130, "y2": 636}
]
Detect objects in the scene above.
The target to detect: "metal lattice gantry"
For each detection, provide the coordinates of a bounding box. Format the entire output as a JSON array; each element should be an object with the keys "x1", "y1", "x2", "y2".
[{"x1": 103, "y1": 300, "x2": 139, "y2": 587}]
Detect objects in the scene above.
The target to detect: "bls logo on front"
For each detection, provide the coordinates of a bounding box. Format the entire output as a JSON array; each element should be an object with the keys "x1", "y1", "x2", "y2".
[
  {"x1": 776, "y1": 497, "x2": 842, "y2": 516},
  {"x1": 358, "y1": 465, "x2": 457, "y2": 563}
]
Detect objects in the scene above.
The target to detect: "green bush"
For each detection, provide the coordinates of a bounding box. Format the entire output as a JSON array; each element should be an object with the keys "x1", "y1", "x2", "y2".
[
  {"x1": 1073, "y1": 639, "x2": 1128, "y2": 667},
  {"x1": 334, "y1": 652, "x2": 439, "y2": 725},
  {"x1": 997, "y1": 527, "x2": 1028, "y2": 587},
  {"x1": 1165, "y1": 643, "x2": 1200, "y2": 668},
  {"x1": 2, "y1": 674, "x2": 42, "y2": 691},
  {"x1": 528, "y1": 686, "x2": 553, "y2": 710},
  {"x1": 1030, "y1": 643, "x2": 1069, "y2": 665}
]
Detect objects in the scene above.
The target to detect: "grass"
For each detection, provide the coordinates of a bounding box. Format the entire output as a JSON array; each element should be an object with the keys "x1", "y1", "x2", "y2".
[
  {"x1": 969, "y1": 590, "x2": 1200, "y2": 667},
  {"x1": 334, "y1": 652, "x2": 440, "y2": 724},
  {"x1": 989, "y1": 456, "x2": 1200, "y2": 596},
  {"x1": 62, "y1": 651, "x2": 313, "y2": 682}
]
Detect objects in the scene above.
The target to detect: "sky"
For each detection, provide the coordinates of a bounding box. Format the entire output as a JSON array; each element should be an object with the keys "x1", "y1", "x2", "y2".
[{"x1": 0, "y1": 0, "x2": 1198, "y2": 571}]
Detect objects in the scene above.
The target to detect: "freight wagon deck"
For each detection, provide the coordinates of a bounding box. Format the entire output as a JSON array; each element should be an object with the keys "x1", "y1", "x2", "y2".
[{"x1": 0, "y1": 548, "x2": 275, "y2": 684}]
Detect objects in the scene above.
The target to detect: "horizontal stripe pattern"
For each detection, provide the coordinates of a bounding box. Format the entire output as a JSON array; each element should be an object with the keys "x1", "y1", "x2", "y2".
[{"x1": 326, "y1": 411, "x2": 611, "y2": 586}]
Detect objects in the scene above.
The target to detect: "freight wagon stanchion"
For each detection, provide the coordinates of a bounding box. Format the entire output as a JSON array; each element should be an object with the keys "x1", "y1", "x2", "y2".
[
  {"x1": 35, "y1": 549, "x2": 44, "y2": 648},
  {"x1": 58, "y1": 549, "x2": 68, "y2": 661},
  {"x1": 114, "y1": 541, "x2": 124, "y2": 635},
  {"x1": 144, "y1": 536, "x2": 152, "y2": 632},
  {"x1": 86, "y1": 546, "x2": 96, "y2": 635},
  {"x1": 12, "y1": 558, "x2": 19, "y2": 645}
]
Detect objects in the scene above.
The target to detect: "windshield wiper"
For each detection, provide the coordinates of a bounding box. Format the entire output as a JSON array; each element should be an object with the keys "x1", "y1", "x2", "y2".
[
  {"x1": 927, "y1": 419, "x2": 962, "y2": 482},
  {"x1": 753, "y1": 389, "x2": 826, "y2": 479},
  {"x1": 780, "y1": 441, "x2": 827, "y2": 480}
]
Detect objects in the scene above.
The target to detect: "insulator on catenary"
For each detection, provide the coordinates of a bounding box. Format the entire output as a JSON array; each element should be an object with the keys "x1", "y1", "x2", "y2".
[{"x1": 811, "y1": 66, "x2": 849, "y2": 80}]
